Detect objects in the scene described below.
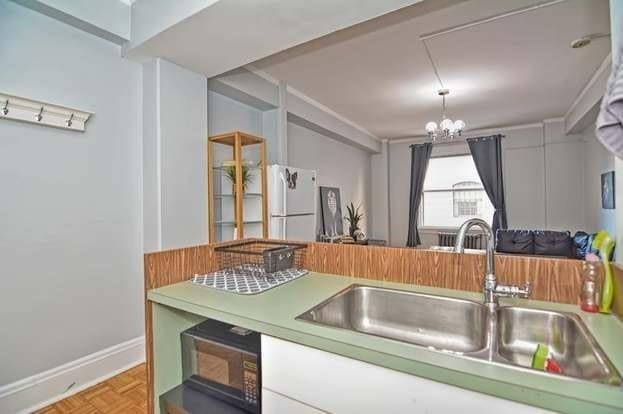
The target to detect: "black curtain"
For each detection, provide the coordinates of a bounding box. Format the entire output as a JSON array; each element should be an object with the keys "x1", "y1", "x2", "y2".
[
  {"x1": 467, "y1": 135, "x2": 508, "y2": 235},
  {"x1": 406, "y1": 143, "x2": 433, "y2": 247}
]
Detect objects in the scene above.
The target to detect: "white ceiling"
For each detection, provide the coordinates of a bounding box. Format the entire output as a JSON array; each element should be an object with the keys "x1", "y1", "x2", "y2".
[
  {"x1": 124, "y1": 0, "x2": 425, "y2": 77},
  {"x1": 251, "y1": 0, "x2": 611, "y2": 139}
]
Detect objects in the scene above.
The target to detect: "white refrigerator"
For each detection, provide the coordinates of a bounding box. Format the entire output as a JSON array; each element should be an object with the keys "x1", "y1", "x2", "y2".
[{"x1": 268, "y1": 165, "x2": 317, "y2": 241}]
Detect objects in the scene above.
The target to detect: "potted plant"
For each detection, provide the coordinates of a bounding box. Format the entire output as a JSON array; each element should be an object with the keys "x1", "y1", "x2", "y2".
[
  {"x1": 344, "y1": 203, "x2": 363, "y2": 239},
  {"x1": 224, "y1": 164, "x2": 253, "y2": 195}
]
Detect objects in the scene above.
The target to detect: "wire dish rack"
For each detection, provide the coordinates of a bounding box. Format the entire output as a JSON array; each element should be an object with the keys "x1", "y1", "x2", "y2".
[{"x1": 192, "y1": 240, "x2": 308, "y2": 295}]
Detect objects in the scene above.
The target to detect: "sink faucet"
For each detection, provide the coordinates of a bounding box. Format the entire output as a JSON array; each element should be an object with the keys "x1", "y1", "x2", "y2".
[{"x1": 454, "y1": 218, "x2": 531, "y2": 306}]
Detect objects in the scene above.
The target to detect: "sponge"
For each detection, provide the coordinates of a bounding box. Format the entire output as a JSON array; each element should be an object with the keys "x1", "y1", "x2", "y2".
[{"x1": 531, "y1": 344, "x2": 549, "y2": 370}]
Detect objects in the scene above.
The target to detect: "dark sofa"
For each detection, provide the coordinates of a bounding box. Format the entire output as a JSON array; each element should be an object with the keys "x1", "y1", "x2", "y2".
[{"x1": 495, "y1": 229, "x2": 611, "y2": 260}]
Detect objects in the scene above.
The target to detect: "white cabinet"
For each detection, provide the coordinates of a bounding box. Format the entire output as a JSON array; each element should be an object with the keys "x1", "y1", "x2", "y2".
[
  {"x1": 262, "y1": 335, "x2": 549, "y2": 414},
  {"x1": 263, "y1": 389, "x2": 325, "y2": 414}
]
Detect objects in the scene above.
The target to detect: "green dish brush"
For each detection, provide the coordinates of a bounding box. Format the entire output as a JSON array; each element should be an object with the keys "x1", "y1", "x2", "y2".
[
  {"x1": 531, "y1": 344, "x2": 564, "y2": 374},
  {"x1": 592, "y1": 230, "x2": 615, "y2": 314}
]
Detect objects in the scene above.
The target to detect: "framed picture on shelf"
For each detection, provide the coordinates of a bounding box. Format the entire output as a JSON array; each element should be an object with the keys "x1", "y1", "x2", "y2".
[
  {"x1": 601, "y1": 171, "x2": 615, "y2": 209},
  {"x1": 319, "y1": 186, "x2": 343, "y2": 237}
]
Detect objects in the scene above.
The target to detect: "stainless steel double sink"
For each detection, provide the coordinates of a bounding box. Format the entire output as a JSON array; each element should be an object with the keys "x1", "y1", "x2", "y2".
[{"x1": 296, "y1": 285, "x2": 622, "y2": 385}]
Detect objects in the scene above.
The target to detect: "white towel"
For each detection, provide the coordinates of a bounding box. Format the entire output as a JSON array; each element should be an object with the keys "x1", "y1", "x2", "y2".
[{"x1": 596, "y1": 47, "x2": 623, "y2": 159}]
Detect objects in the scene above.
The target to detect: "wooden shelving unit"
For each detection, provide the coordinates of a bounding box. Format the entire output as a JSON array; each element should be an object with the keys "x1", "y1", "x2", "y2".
[{"x1": 207, "y1": 131, "x2": 268, "y2": 242}]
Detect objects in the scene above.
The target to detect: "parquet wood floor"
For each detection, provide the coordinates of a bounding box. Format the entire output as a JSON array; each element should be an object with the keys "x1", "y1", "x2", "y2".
[{"x1": 34, "y1": 364, "x2": 147, "y2": 414}]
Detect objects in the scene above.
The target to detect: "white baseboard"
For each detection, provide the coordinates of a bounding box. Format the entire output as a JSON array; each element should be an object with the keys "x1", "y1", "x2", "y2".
[{"x1": 0, "y1": 336, "x2": 146, "y2": 414}]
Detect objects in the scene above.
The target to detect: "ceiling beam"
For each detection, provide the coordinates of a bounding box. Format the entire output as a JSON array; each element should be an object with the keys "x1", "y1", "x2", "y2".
[
  {"x1": 211, "y1": 66, "x2": 381, "y2": 153},
  {"x1": 286, "y1": 89, "x2": 381, "y2": 153},
  {"x1": 125, "y1": 0, "x2": 220, "y2": 53},
  {"x1": 563, "y1": 54, "x2": 611, "y2": 134},
  {"x1": 123, "y1": 0, "x2": 424, "y2": 77},
  {"x1": 208, "y1": 68, "x2": 278, "y2": 111},
  {"x1": 10, "y1": 0, "x2": 130, "y2": 44}
]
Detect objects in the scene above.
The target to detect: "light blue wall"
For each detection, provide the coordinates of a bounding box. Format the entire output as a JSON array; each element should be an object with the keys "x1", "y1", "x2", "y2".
[
  {"x1": 208, "y1": 90, "x2": 263, "y2": 136},
  {"x1": 142, "y1": 60, "x2": 159, "y2": 252},
  {"x1": 0, "y1": 1, "x2": 143, "y2": 385},
  {"x1": 583, "y1": 130, "x2": 616, "y2": 237},
  {"x1": 208, "y1": 90, "x2": 265, "y2": 169},
  {"x1": 288, "y1": 122, "x2": 372, "y2": 237},
  {"x1": 159, "y1": 59, "x2": 208, "y2": 250},
  {"x1": 262, "y1": 108, "x2": 280, "y2": 164},
  {"x1": 208, "y1": 89, "x2": 279, "y2": 164},
  {"x1": 143, "y1": 59, "x2": 208, "y2": 251}
]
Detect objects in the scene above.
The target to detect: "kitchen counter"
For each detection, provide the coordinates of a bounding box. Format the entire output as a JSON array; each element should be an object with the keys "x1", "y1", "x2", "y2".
[{"x1": 148, "y1": 272, "x2": 623, "y2": 413}]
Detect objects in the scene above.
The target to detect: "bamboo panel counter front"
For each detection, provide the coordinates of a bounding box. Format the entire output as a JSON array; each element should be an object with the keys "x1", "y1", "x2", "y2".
[{"x1": 304, "y1": 243, "x2": 586, "y2": 304}]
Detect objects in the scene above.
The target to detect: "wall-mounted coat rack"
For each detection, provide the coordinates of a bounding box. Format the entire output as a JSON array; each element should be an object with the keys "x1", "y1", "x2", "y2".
[{"x1": 0, "y1": 92, "x2": 93, "y2": 132}]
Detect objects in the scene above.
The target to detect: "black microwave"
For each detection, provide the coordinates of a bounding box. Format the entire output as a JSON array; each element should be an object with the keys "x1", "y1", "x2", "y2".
[{"x1": 181, "y1": 319, "x2": 261, "y2": 413}]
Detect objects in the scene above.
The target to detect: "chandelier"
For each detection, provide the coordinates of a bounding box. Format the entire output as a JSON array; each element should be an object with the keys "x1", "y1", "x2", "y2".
[{"x1": 425, "y1": 89, "x2": 465, "y2": 141}]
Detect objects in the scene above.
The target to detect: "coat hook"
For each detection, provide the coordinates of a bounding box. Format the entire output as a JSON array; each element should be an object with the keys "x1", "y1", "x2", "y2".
[
  {"x1": 35, "y1": 107, "x2": 44, "y2": 122},
  {"x1": 2, "y1": 100, "x2": 8, "y2": 116},
  {"x1": 66, "y1": 113, "x2": 74, "y2": 127}
]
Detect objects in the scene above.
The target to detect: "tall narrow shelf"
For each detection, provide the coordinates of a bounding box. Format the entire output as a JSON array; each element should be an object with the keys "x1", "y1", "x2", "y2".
[{"x1": 207, "y1": 131, "x2": 268, "y2": 242}]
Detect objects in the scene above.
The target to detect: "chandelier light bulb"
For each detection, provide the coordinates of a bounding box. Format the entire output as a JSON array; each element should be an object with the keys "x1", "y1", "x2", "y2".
[
  {"x1": 454, "y1": 119, "x2": 466, "y2": 131},
  {"x1": 425, "y1": 121, "x2": 438, "y2": 133},
  {"x1": 440, "y1": 118, "x2": 454, "y2": 132}
]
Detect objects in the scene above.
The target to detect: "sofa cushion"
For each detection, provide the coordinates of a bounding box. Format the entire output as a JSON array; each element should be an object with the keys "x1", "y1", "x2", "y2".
[
  {"x1": 534, "y1": 230, "x2": 572, "y2": 257},
  {"x1": 496, "y1": 230, "x2": 534, "y2": 254}
]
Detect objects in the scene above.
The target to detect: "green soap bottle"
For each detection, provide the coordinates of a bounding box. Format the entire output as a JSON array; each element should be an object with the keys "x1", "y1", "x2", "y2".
[{"x1": 592, "y1": 230, "x2": 615, "y2": 314}]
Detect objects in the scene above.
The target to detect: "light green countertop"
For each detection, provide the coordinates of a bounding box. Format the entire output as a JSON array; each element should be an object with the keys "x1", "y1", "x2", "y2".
[{"x1": 148, "y1": 272, "x2": 623, "y2": 413}]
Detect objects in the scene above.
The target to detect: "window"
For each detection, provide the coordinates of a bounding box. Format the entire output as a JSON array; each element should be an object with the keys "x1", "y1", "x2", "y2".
[
  {"x1": 452, "y1": 181, "x2": 482, "y2": 217},
  {"x1": 420, "y1": 155, "x2": 494, "y2": 228}
]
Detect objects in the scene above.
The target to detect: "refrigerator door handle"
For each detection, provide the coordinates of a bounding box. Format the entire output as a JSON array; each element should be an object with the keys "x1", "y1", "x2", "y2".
[{"x1": 279, "y1": 171, "x2": 287, "y2": 215}]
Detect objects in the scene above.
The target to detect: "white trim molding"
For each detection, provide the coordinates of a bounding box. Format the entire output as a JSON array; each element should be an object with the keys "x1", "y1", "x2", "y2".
[
  {"x1": 0, "y1": 336, "x2": 145, "y2": 414},
  {"x1": 244, "y1": 64, "x2": 280, "y2": 86},
  {"x1": 285, "y1": 86, "x2": 379, "y2": 141},
  {"x1": 0, "y1": 92, "x2": 93, "y2": 132}
]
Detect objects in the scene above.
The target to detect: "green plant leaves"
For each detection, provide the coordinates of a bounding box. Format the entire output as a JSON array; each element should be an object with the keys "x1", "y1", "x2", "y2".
[{"x1": 223, "y1": 164, "x2": 254, "y2": 191}]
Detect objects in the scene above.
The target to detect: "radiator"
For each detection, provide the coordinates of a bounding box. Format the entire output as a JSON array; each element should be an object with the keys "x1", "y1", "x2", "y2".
[{"x1": 437, "y1": 232, "x2": 484, "y2": 250}]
